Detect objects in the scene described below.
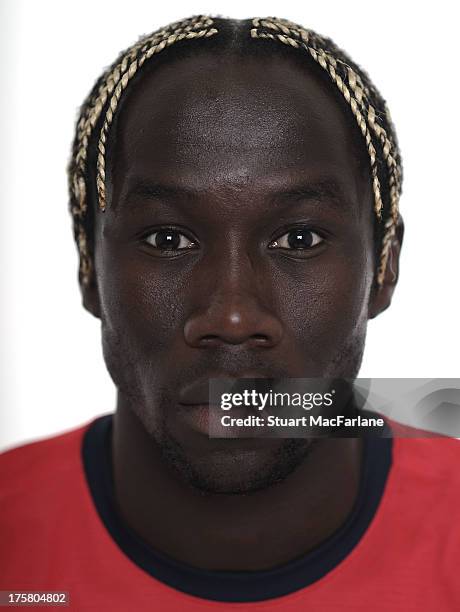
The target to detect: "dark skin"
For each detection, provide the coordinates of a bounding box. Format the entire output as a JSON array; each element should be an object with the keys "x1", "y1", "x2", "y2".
[{"x1": 82, "y1": 51, "x2": 403, "y2": 571}]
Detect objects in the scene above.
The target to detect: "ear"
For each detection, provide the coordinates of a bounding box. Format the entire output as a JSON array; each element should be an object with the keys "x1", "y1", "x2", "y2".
[
  {"x1": 81, "y1": 273, "x2": 101, "y2": 319},
  {"x1": 368, "y1": 215, "x2": 404, "y2": 319}
]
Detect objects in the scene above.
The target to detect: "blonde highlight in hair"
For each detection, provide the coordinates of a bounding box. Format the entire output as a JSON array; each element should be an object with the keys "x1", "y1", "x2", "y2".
[
  {"x1": 68, "y1": 15, "x2": 218, "y2": 286},
  {"x1": 250, "y1": 17, "x2": 402, "y2": 285},
  {"x1": 68, "y1": 15, "x2": 402, "y2": 288}
]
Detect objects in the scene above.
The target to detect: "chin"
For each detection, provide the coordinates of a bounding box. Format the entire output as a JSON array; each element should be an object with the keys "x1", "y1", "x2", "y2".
[{"x1": 158, "y1": 434, "x2": 315, "y2": 495}]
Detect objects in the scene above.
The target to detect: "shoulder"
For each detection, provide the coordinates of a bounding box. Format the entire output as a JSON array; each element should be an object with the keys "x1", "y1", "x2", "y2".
[
  {"x1": 0, "y1": 419, "x2": 99, "y2": 503},
  {"x1": 387, "y1": 417, "x2": 460, "y2": 489},
  {"x1": 0, "y1": 418, "x2": 112, "y2": 585}
]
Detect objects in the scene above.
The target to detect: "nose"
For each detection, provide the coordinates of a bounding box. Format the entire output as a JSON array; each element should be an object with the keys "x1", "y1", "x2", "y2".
[{"x1": 183, "y1": 264, "x2": 284, "y2": 349}]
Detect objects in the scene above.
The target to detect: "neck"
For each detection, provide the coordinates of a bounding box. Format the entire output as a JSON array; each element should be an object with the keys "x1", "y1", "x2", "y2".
[{"x1": 112, "y1": 396, "x2": 363, "y2": 571}]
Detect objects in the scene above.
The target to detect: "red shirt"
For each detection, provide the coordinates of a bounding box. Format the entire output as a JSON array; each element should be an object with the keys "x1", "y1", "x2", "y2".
[{"x1": 1, "y1": 414, "x2": 459, "y2": 611}]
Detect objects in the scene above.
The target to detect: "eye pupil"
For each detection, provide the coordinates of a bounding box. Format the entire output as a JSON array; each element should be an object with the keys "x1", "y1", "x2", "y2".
[
  {"x1": 155, "y1": 230, "x2": 180, "y2": 249},
  {"x1": 287, "y1": 229, "x2": 313, "y2": 249}
]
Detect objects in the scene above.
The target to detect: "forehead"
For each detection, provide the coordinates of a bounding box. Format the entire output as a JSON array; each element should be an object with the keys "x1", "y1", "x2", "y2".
[{"x1": 109, "y1": 51, "x2": 371, "y2": 216}]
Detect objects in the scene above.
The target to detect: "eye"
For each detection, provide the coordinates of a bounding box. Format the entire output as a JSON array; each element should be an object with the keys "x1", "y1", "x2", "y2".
[
  {"x1": 144, "y1": 228, "x2": 197, "y2": 251},
  {"x1": 268, "y1": 227, "x2": 324, "y2": 250}
]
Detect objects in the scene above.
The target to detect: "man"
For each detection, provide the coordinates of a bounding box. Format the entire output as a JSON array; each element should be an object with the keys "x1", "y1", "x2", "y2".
[{"x1": 1, "y1": 15, "x2": 459, "y2": 611}]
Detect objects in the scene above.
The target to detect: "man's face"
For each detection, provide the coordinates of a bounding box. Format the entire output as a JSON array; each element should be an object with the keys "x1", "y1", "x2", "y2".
[{"x1": 90, "y1": 52, "x2": 378, "y2": 493}]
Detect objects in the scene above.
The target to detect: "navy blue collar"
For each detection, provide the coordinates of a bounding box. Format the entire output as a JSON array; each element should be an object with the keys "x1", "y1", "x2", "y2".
[{"x1": 82, "y1": 413, "x2": 392, "y2": 602}]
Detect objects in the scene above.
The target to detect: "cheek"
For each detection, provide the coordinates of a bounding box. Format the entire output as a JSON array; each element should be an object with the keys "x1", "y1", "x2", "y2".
[
  {"x1": 97, "y1": 247, "x2": 190, "y2": 357},
  {"x1": 96, "y1": 249, "x2": 192, "y2": 413},
  {"x1": 275, "y1": 248, "x2": 373, "y2": 351}
]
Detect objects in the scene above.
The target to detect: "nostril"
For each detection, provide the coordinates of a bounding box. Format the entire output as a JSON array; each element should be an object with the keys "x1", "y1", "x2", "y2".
[
  {"x1": 251, "y1": 334, "x2": 271, "y2": 346},
  {"x1": 198, "y1": 333, "x2": 271, "y2": 347},
  {"x1": 200, "y1": 335, "x2": 220, "y2": 346},
  {"x1": 183, "y1": 301, "x2": 284, "y2": 348}
]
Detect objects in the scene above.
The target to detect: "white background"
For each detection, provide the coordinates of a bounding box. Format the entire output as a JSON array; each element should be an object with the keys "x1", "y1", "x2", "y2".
[{"x1": 1, "y1": 0, "x2": 459, "y2": 451}]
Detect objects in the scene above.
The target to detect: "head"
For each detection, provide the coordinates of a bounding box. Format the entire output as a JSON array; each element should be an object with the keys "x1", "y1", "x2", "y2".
[{"x1": 68, "y1": 16, "x2": 404, "y2": 494}]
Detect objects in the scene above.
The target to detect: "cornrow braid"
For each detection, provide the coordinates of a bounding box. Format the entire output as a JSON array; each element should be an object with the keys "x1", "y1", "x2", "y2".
[
  {"x1": 68, "y1": 15, "x2": 402, "y2": 288},
  {"x1": 68, "y1": 15, "x2": 218, "y2": 286},
  {"x1": 250, "y1": 17, "x2": 402, "y2": 285}
]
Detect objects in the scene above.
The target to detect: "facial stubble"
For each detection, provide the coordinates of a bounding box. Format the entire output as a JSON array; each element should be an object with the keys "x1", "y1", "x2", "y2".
[{"x1": 102, "y1": 317, "x2": 367, "y2": 495}]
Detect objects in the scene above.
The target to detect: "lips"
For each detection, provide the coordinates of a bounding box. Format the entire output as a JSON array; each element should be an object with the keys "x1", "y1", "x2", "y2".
[
  {"x1": 176, "y1": 373, "x2": 277, "y2": 439},
  {"x1": 178, "y1": 372, "x2": 273, "y2": 406},
  {"x1": 178, "y1": 378, "x2": 212, "y2": 406}
]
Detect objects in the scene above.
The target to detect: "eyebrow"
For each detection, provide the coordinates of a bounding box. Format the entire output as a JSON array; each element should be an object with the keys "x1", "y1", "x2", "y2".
[
  {"x1": 127, "y1": 182, "x2": 195, "y2": 201},
  {"x1": 272, "y1": 180, "x2": 352, "y2": 211},
  {"x1": 122, "y1": 178, "x2": 353, "y2": 213}
]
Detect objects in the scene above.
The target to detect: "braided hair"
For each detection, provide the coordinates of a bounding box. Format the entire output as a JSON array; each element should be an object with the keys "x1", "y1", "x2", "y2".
[{"x1": 68, "y1": 15, "x2": 402, "y2": 289}]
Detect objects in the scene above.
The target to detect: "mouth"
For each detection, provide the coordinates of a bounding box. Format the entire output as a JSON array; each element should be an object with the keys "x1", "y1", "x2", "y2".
[
  {"x1": 178, "y1": 402, "x2": 268, "y2": 440},
  {"x1": 178, "y1": 372, "x2": 274, "y2": 405},
  {"x1": 177, "y1": 403, "x2": 212, "y2": 435},
  {"x1": 176, "y1": 373, "x2": 278, "y2": 439}
]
